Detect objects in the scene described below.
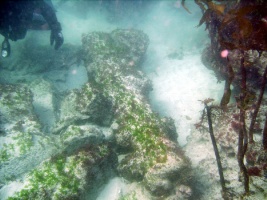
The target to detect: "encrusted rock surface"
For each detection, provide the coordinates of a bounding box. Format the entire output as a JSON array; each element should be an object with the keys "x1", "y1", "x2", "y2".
[
  {"x1": 82, "y1": 29, "x2": 194, "y2": 198},
  {"x1": 0, "y1": 29, "x2": 194, "y2": 199},
  {"x1": 144, "y1": 150, "x2": 192, "y2": 197},
  {"x1": 0, "y1": 84, "x2": 39, "y2": 160},
  {"x1": 201, "y1": 47, "x2": 267, "y2": 90},
  {"x1": 5, "y1": 145, "x2": 116, "y2": 200},
  {"x1": 0, "y1": 83, "x2": 109, "y2": 190}
]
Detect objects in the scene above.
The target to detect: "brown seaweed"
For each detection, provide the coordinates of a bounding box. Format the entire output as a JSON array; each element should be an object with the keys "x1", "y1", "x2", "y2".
[
  {"x1": 196, "y1": 8, "x2": 212, "y2": 27},
  {"x1": 181, "y1": 0, "x2": 192, "y2": 14},
  {"x1": 219, "y1": 5, "x2": 267, "y2": 50},
  {"x1": 194, "y1": 1, "x2": 267, "y2": 197}
]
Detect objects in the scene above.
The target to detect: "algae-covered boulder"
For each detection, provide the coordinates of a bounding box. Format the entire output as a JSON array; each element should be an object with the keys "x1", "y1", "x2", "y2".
[
  {"x1": 82, "y1": 29, "x2": 193, "y2": 197},
  {"x1": 0, "y1": 83, "x2": 110, "y2": 188},
  {"x1": 53, "y1": 82, "x2": 114, "y2": 135},
  {"x1": 0, "y1": 84, "x2": 61, "y2": 186},
  {"x1": 0, "y1": 84, "x2": 35, "y2": 123},
  {"x1": 7, "y1": 145, "x2": 116, "y2": 200},
  {"x1": 0, "y1": 84, "x2": 41, "y2": 165},
  {"x1": 60, "y1": 124, "x2": 105, "y2": 154},
  {"x1": 144, "y1": 149, "x2": 192, "y2": 197}
]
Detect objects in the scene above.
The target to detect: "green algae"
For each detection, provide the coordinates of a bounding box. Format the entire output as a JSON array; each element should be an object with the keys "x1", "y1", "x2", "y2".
[
  {"x1": 13, "y1": 131, "x2": 33, "y2": 152},
  {"x1": 93, "y1": 65, "x2": 168, "y2": 176},
  {"x1": 119, "y1": 191, "x2": 138, "y2": 200},
  {"x1": 0, "y1": 84, "x2": 41, "y2": 164},
  {"x1": 0, "y1": 144, "x2": 14, "y2": 162},
  {"x1": 7, "y1": 145, "x2": 110, "y2": 200},
  {"x1": 0, "y1": 131, "x2": 34, "y2": 164},
  {"x1": 82, "y1": 29, "x2": 171, "y2": 180},
  {"x1": 60, "y1": 125, "x2": 83, "y2": 142},
  {"x1": 0, "y1": 85, "x2": 33, "y2": 118},
  {"x1": 7, "y1": 155, "x2": 81, "y2": 200}
]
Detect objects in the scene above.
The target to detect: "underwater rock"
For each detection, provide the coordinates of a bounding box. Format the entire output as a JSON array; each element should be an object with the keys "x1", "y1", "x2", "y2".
[
  {"x1": 86, "y1": 93, "x2": 114, "y2": 126},
  {"x1": 115, "y1": 128, "x2": 134, "y2": 153},
  {"x1": 121, "y1": 74, "x2": 152, "y2": 100},
  {"x1": 144, "y1": 147, "x2": 192, "y2": 197},
  {"x1": 0, "y1": 84, "x2": 41, "y2": 165},
  {"x1": 83, "y1": 30, "x2": 195, "y2": 197},
  {"x1": 61, "y1": 124, "x2": 105, "y2": 154},
  {"x1": 0, "y1": 84, "x2": 34, "y2": 123},
  {"x1": 25, "y1": 43, "x2": 81, "y2": 74},
  {"x1": 0, "y1": 43, "x2": 81, "y2": 85},
  {"x1": 160, "y1": 117, "x2": 178, "y2": 142},
  {"x1": 0, "y1": 83, "x2": 115, "y2": 199},
  {"x1": 145, "y1": 176, "x2": 173, "y2": 197},
  {"x1": 6, "y1": 145, "x2": 117, "y2": 200},
  {"x1": 53, "y1": 83, "x2": 114, "y2": 134},
  {"x1": 1, "y1": 118, "x2": 115, "y2": 199},
  {"x1": 165, "y1": 185, "x2": 192, "y2": 200},
  {"x1": 0, "y1": 84, "x2": 59, "y2": 184},
  {"x1": 52, "y1": 83, "x2": 95, "y2": 134},
  {"x1": 82, "y1": 29, "x2": 192, "y2": 198},
  {"x1": 202, "y1": 46, "x2": 267, "y2": 90}
]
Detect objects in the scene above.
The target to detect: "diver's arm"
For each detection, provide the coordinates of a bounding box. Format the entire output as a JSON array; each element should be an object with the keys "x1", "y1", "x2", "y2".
[
  {"x1": 38, "y1": 0, "x2": 64, "y2": 49},
  {"x1": 38, "y1": 0, "x2": 61, "y2": 30}
]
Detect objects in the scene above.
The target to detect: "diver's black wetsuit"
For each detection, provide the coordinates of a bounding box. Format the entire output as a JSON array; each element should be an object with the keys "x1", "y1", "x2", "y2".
[{"x1": 0, "y1": 0, "x2": 63, "y2": 57}]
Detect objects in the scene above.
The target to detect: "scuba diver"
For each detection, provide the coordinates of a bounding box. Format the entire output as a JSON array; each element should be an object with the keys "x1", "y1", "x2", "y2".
[{"x1": 0, "y1": 0, "x2": 64, "y2": 58}]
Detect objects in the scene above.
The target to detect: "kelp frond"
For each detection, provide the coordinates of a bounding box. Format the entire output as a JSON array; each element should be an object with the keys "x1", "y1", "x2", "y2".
[
  {"x1": 196, "y1": 8, "x2": 212, "y2": 27},
  {"x1": 181, "y1": 0, "x2": 192, "y2": 14},
  {"x1": 219, "y1": 4, "x2": 267, "y2": 50},
  {"x1": 195, "y1": 0, "x2": 267, "y2": 51}
]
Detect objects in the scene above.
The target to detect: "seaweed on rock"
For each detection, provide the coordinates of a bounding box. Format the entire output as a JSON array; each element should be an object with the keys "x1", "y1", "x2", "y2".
[
  {"x1": 82, "y1": 29, "x2": 193, "y2": 198},
  {"x1": 7, "y1": 145, "x2": 115, "y2": 200},
  {"x1": 0, "y1": 84, "x2": 41, "y2": 165},
  {"x1": 195, "y1": 0, "x2": 267, "y2": 198}
]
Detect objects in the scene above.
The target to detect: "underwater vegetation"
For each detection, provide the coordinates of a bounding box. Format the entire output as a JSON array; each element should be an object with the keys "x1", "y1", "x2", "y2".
[
  {"x1": 0, "y1": 84, "x2": 41, "y2": 165},
  {"x1": 184, "y1": 0, "x2": 267, "y2": 51},
  {"x1": 7, "y1": 145, "x2": 114, "y2": 200},
  {"x1": 191, "y1": 0, "x2": 267, "y2": 198}
]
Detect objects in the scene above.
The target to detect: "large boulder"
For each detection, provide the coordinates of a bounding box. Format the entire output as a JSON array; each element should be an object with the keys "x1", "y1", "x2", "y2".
[
  {"x1": 82, "y1": 29, "x2": 193, "y2": 197},
  {"x1": 6, "y1": 145, "x2": 116, "y2": 200},
  {"x1": 0, "y1": 84, "x2": 42, "y2": 170}
]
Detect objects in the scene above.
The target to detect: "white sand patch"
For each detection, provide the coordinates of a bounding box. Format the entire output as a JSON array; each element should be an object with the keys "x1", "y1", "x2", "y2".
[
  {"x1": 146, "y1": 53, "x2": 224, "y2": 146},
  {"x1": 138, "y1": 1, "x2": 224, "y2": 146},
  {"x1": 30, "y1": 79, "x2": 56, "y2": 132},
  {"x1": 96, "y1": 177, "x2": 128, "y2": 200}
]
